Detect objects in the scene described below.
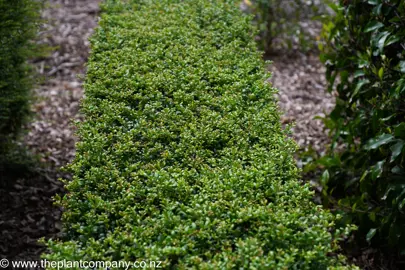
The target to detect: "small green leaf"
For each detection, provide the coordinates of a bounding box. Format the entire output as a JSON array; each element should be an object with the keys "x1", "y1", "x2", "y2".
[
  {"x1": 366, "y1": 228, "x2": 377, "y2": 243},
  {"x1": 364, "y1": 21, "x2": 384, "y2": 33},
  {"x1": 352, "y1": 203, "x2": 357, "y2": 212},
  {"x1": 364, "y1": 133, "x2": 394, "y2": 150},
  {"x1": 321, "y1": 170, "x2": 330, "y2": 185},
  {"x1": 390, "y1": 140, "x2": 404, "y2": 162},
  {"x1": 360, "y1": 170, "x2": 369, "y2": 182},
  {"x1": 378, "y1": 67, "x2": 384, "y2": 80},
  {"x1": 369, "y1": 212, "x2": 376, "y2": 222},
  {"x1": 382, "y1": 186, "x2": 393, "y2": 200}
]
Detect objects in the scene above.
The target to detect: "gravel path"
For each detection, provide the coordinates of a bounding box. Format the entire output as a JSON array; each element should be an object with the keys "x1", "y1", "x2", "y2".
[{"x1": 26, "y1": 0, "x2": 100, "y2": 169}]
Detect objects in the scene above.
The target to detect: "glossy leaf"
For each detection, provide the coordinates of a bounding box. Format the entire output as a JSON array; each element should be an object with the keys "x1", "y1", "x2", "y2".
[
  {"x1": 316, "y1": 0, "x2": 405, "y2": 253},
  {"x1": 366, "y1": 228, "x2": 377, "y2": 243},
  {"x1": 390, "y1": 140, "x2": 404, "y2": 162},
  {"x1": 364, "y1": 21, "x2": 384, "y2": 32},
  {"x1": 364, "y1": 134, "x2": 394, "y2": 150},
  {"x1": 399, "y1": 61, "x2": 405, "y2": 73}
]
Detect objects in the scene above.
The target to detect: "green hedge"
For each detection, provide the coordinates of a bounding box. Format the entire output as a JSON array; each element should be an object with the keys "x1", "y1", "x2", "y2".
[
  {"x1": 44, "y1": 0, "x2": 355, "y2": 268},
  {"x1": 0, "y1": 0, "x2": 42, "y2": 167},
  {"x1": 317, "y1": 0, "x2": 405, "y2": 254}
]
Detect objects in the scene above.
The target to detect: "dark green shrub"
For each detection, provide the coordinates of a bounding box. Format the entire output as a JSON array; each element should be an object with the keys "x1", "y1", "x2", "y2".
[
  {"x1": 0, "y1": 0, "x2": 42, "y2": 168},
  {"x1": 316, "y1": 0, "x2": 405, "y2": 254},
  {"x1": 44, "y1": 0, "x2": 355, "y2": 268}
]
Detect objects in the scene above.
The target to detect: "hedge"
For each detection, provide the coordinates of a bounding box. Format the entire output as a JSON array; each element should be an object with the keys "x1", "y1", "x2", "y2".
[
  {"x1": 316, "y1": 0, "x2": 405, "y2": 254},
  {"x1": 44, "y1": 0, "x2": 355, "y2": 268},
  {"x1": 0, "y1": 0, "x2": 42, "y2": 168}
]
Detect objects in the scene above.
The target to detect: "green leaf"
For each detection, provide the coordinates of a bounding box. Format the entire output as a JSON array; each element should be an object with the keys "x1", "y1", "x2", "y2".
[
  {"x1": 378, "y1": 67, "x2": 384, "y2": 80},
  {"x1": 364, "y1": 133, "x2": 394, "y2": 150},
  {"x1": 366, "y1": 228, "x2": 377, "y2": 243},
  {"x1": 382, "y1": 186, "x2": 393, "y2": 200},
  {"x1": 352, "y1": 79, "x2": 370, "y2": 98},
  {"x1": 321, "y1": 170, "x2": 330, "y2": 185},
  {"x1": 358, "y1": 59, "x2": 369, "y2": 68},
  {"x1": 368, "y1": 0, "x2": 379, "y2": 5},
  {"x1": 377, "y1": 31, "x2": 390, "y2": 52},
  {"x1": 395, "y1": 123, "x2": 405, "y2": 138},
  {"x1": 390, "y1": 140, "x2": 404, "y2": 162},
  {"x1": 386, "y1": 35, "x2": 400, "y2": 46},
  {"x1": 360, "y1": 170, "x2": 369, "y2": 182},
  {"x1": 371, "y1": 160, "x2": 385, "y2": 180},
  {"x1": 392, "y1": 166, "x2": 405, "y2": 175},
  {"x1": 354, "y1": 70, "x2": 365, "y2": 78},
  {"x1": 399, "y1": 199, "x2": 405, "y2": 210},
  {"x1": 380, "y1": 114, "x2": 396, "y2": 122},
  {"x1": 369, "y1": 212, "x2": 376, "y2": 222},
  {"x1": 364, "y1": 21, "x2": 384, "y2": 33},
  {"x1": 372, "y1": 3, "x2": 383, "y2": 16},
  {"x1": 399, "y1": 61, "x2": 405, "y2": 73}
]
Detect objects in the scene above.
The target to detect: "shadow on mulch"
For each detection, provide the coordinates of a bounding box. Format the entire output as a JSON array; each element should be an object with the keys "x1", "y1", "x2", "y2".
[{"x1": 0, "y1": 155, "x2": 65, "y2": 263}]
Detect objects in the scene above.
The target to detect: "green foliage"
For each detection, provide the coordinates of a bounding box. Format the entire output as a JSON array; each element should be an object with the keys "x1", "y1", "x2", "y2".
[
  {"x1": 316, "y1": 0, "x2": 405, "y2": 254},
  {"x1": 0, "y1": 0, "x2": 43, "y2": 166},
  {"x1": 44, "y1": 0, "x2": 355, "y2": 268},
  {"x1": 243, "y1": 0, "x2": 328, "y2": 52}
]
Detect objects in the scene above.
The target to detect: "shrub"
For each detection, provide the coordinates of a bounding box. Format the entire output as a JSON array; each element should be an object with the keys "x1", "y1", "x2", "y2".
[
  {"x1": 44, "y1": 0, "x2": 355, "y2": 268},
  {"x1": 0, "y1": 0, "x2": 42, "y2": 169},
  {"x1": 316, "y1": 0, "x2": 405, "y2": 254},
  {"x1": 242, "y1": 0, "x2": 329, "y2": 52}
]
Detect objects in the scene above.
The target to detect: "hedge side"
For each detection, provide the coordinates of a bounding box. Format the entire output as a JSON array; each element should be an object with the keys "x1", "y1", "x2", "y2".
[
  {"x1": 0, "y1": 0, "x2": 41, "y2": 165},
  {"x1": 44, "y1": 0, "x2": 354, "y2": 268}
]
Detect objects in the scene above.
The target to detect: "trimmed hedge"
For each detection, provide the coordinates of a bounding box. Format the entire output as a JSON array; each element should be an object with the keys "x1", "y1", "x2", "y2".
[
  {"x1": 45, "y1": 0, "x2": 355, "y2": 268},
  {"x1": 316, "y1": 0, "x2": 405, "y2": 253},
  {"x1": 0, "y1": 0, "x2": 41, "y2": 163}
]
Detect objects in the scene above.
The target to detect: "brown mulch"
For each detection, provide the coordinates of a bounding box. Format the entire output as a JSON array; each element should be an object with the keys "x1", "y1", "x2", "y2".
[
  {"x1": 267, "y1": 51, "x2": 334, "y2": 155},
  {"x1": 0, "y1": 0, "x2": 100, "y2": 264},
  {"x1": 27, "y1": 0, "x2": 100, "y2": 168}
]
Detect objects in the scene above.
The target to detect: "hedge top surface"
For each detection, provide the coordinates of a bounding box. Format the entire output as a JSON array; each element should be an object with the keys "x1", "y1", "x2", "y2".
[{"x1": 44, "y1": 0, "x2": 354, "y2": 269}]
